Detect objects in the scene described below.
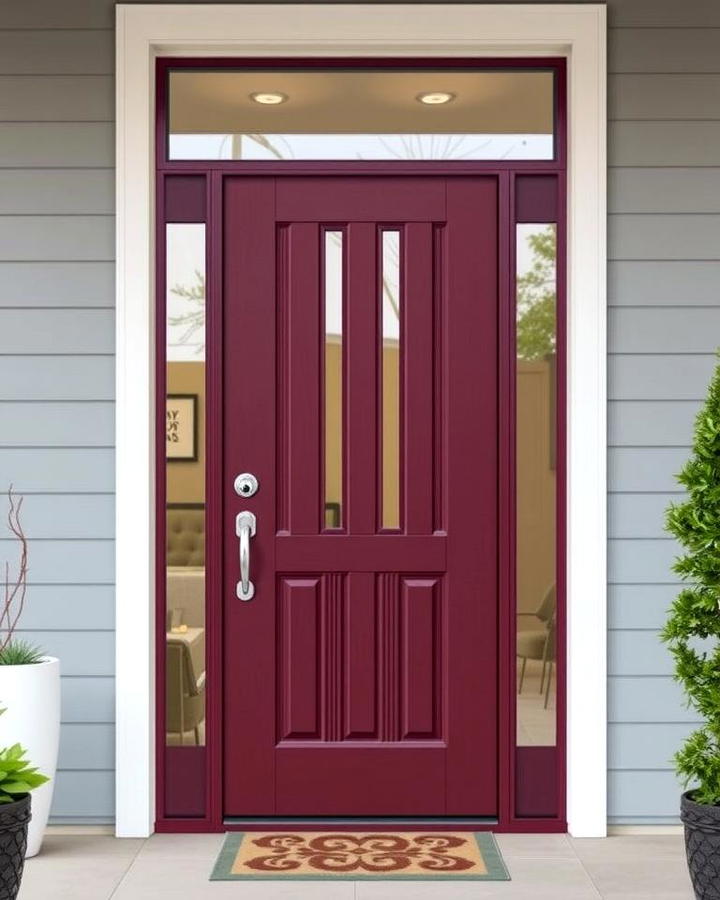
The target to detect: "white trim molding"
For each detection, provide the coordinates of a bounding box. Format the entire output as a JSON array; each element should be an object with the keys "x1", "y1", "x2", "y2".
[{"x1": 116, "y1": 3, "x2": 607, "y2": 838}]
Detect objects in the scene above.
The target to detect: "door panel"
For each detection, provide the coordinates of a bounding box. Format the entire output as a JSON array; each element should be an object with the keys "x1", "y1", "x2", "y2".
[{"x1": 224, "y1": 176, "x2": 498, "y2": 816}]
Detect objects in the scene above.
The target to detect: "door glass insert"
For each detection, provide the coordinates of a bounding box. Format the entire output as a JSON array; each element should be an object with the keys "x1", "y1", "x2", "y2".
[
  {"x1": 324, "y1": 230, "x2": 344, "y2": 529},
  {"x1": 168, "y1": 68, "x2": 555, "y2": 160},
  {"x1": 165, "y1": 222, "x2": 206, "y2": 749},
  {"x1": 515, "y1": 222, "x2": 557, "y2": 747},
  {"x1": 381, "y1": 230, "x2": 401, "y2": 530}
]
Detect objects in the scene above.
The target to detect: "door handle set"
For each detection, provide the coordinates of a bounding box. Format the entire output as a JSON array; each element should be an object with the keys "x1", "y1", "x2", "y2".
[
  {"x1": 236, "y1": 510, "x2": 256, "y2": 601},
  {"x1": 234, "y1": 473, "x2": 259, "y2": 601}
]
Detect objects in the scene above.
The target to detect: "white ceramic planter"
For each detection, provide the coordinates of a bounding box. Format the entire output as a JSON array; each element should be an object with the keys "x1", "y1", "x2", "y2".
[{"x1": 0, "y1": 657, "x2": 60, "y2": 858}]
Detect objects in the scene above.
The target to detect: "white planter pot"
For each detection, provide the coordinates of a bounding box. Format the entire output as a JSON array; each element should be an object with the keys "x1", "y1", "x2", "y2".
[{"x1": 0, "y1": 657, "x2": 60, "y2": 858}]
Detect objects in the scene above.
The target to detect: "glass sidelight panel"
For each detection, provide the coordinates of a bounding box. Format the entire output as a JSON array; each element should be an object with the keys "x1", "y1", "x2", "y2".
[
  {"x1": 381, "y1": 230, "x2": 401, "y2": 530},
  {"x1": 324, "y1": 230, "x2": 344, "y2": 529},
  {"x1": 515, "y1": 222, "x2": 557, "y2": 748},
  {"x1": 165, "y1": 223, "x2": 206, "y2": 749}
]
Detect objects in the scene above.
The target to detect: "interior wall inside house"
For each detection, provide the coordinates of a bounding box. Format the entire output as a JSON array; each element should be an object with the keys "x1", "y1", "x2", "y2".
[
  {"x1": 324, "y1": 340, "x2": 399, "y2": 528},
  {"x1": 517, "y1": 358, "x2": 556, "y2": 615}
]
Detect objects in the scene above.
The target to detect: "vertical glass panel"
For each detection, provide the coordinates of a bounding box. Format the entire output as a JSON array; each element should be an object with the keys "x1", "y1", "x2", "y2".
[
  {"x1": 515, "y1": 223, "x2": 557, "y2": 747},
  {"x1": 165, "y1": 223, "x2": 206, "y2": 748},
  {"x1": 382, "y1": 230, "x2": 401, "y2": 530},
  {"x1": 324, "y1": 231, "x2": 343, "y2": 529}
]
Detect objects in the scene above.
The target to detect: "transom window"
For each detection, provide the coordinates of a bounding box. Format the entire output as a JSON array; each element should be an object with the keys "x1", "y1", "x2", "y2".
[{"x1": 167, "y1": 67, "x2": 556, "y2": 161}]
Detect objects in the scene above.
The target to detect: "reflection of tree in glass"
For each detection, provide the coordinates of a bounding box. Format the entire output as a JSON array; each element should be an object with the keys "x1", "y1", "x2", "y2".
[
  {"x1": 223, "y1": 133, "x2": 528, "y2": 162},
  {"x1": 516, "y1": 225, "x2": 556, "y2": 361},
  {"x1": 169, "y1": 269, "x2": 205, "y2": 353}
]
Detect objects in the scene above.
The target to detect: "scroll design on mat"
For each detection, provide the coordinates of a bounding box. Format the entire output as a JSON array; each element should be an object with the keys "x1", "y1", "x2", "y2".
[{"x1": 243, "y1": 833, "x2": 477, "y2": 873}]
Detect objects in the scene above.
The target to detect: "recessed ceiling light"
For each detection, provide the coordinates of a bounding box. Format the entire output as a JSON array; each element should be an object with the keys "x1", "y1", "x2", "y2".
[
  {"x1": 416, "y1": 91, "x2": 456, "y2": 105},
  {"x1": 250, "y1": 92, "x2": 288, "y2": 105}
]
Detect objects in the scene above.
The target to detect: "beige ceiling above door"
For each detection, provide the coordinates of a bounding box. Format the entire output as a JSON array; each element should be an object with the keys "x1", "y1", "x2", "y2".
[{"x1": 169, "y1": 69, "x2": 554, "y2": 134}]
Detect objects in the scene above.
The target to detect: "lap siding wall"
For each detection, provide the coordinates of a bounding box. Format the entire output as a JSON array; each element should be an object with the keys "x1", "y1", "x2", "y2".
[{"x1": 0, "y1": 0, "x2": 718, "y2": 824}]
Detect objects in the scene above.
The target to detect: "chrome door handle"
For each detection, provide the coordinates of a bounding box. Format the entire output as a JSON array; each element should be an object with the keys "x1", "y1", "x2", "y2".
[{"x1": 235, "y1": 511, "x2": 256, "y2": 601}]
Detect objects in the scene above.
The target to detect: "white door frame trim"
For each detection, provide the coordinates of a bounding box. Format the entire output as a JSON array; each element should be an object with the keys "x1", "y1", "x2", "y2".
[{"x1": 115, "y1": 2, "x2": 607, "y2": 838}]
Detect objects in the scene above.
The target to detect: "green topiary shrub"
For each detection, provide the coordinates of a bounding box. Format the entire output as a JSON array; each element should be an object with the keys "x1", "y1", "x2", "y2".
[{"x1": 663, "y1": 358, "x2": 720, "y2": 806}]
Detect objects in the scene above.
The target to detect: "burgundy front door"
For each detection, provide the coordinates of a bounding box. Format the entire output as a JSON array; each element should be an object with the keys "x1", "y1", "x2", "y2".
[{"x1": 223, "y1": 176, "x2": 498, "y2": 816}]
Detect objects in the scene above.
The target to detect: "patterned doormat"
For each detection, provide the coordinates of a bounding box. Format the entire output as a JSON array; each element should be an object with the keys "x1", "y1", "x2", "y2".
[{"x1": 211, "y1": 831, "x2": 510, "y2": 881}]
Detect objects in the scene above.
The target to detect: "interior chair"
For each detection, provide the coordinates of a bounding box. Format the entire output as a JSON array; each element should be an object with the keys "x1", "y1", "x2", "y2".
[
  {"x1": 517, "y1": 583, "x2": 556, "y2": 708},
  {"x1": 166, "y1": 638, "x2": 206, "y2": 745}
]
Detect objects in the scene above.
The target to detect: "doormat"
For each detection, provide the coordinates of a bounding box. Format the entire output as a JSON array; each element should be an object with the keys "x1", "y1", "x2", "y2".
[{"x1": 211, "y1": 831, "x2": 510, "y2": 881}]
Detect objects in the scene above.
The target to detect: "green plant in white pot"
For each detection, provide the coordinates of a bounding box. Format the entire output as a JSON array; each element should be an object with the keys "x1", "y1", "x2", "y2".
[{"x1": 0, "y1": 489, "x2": 59, "y2": 858}]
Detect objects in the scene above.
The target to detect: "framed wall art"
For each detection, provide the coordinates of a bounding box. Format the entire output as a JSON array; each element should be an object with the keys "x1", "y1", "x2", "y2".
[{"x1": 166, "y1": 394, "x2": 198, "y2": 461}]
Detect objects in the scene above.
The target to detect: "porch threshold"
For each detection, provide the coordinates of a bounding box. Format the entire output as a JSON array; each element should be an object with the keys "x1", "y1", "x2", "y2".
[{"x1": 223, "y1": 816, "x2": 499, "y2": 831}]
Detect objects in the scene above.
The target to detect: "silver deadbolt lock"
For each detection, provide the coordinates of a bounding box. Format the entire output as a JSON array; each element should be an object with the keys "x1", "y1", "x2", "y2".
[{"x1": 234, "y1": 473, "x2": 259, "y2": 498}]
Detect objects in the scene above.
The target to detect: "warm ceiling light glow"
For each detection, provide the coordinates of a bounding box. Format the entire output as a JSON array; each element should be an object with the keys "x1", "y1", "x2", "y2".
[
  {"x1": 249, "y1": 92, "x2": 288, "y2": 105},
  {"x1": 416, "y1": 91, "x2": 456, "y2": 105}
]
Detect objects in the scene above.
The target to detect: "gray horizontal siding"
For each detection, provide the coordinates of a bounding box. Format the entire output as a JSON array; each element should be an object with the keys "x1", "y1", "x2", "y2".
[
  {"x1": 0, "y1": 124, "x2": 114, "y2": 167},
  {"x1": 0, "y1": 171, "x2": 114, "y2": 215},
  {"x1": 610, "y1": 309, "x2": 720, "y2": 354},
  {"x1": 3, "y1": 0, "x2": 716, "y2": 827},
  {"x1": 609, "y1": 28, "x2": 720, "y2": 73},
  {"x1": 52, "y1": 771, "x2": 114, "y2": 821},
  {"x1": 609, "y1": 400, "x2": 699, "y2": 447},
  {"x1": 609, "y1": 262, "x2": 720, "y2": 306},
  {"x1": 0, "y1": 76, "x2": 113, "y2": 121},
  {"x1": 0, "y1": 402, "x2": 114, "y2": 446},
  {"x1": 609, "y1": 355, "x2": 715, "y2": 400},
  {"x1": 0, "y1": 262, "x2": 114, "y2": 307},
  {"x1": 609, "y1": 539, "x2": 679, "y2": 584},
  {"x1": 608, "y1": 494, "x2": 677, "y2": 538},
  {"x1": 18, "y1": 585, "x2": 114, "y2": 629},
  {"x1": 9, "y1": 494, "x2": 114, "y2": 538},
  {"x1": 609, "y1": 772, "x2": 684, "y2": 819},
  {"x1": 0, "y1": 539, "x2": 114, "y2": 583},
  {"x1": 0, "y1": 448, "x2": 113, "y2": 492},
  {"x1": 15, "y1": 631, "x2": 114, "y2": 675},
  {"x1": 609, "y1": 74, "x2": 720, "y2": 120},
  {"x1": 609, "y1": 723, "x2": 696, "y2": 770},
  {"x1": 0, "y1": 309, "x2": 114, "y2": 353},
  {"x1": 609, "y1": 676, "x2": 697, "y2": 723},
  {"x1": 609, "y1": 630, "x2": 674, "y2": 676},
  {"x1": 609, "y1": 215, "x2": 720, "y2": 261},
  {"x1": 0, "y1": 357, "x2": 114, "y2": 400},
  {"x1": 609, "y1": 170, "x2": 720, "y2": 214},
  {"x1": 58, "y1": 724, "x2": 114, "y2": 770},
  {"x1": 0, "y1": 216, "x2": 114, "y2": 261},
  {"x1": 61, "y1": 677, "x2": 114, "y2": 724},
  {"x1": 610, "y1": 122, "x2": 720, "y2": 166},
  {"x1": 608, "y1": 585, "x2": 680, "y2": 630},
  {"x1": 6, "y1": 0, "x2": 720, "y2": 28},
  {"x1": 0, "y1": 31, "x2": 114, "y2": 75}
]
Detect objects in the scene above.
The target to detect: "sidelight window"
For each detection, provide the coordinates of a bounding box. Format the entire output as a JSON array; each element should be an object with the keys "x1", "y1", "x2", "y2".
[{"x1": 515, "y1": 221, "x2": 558, "y2": 748}]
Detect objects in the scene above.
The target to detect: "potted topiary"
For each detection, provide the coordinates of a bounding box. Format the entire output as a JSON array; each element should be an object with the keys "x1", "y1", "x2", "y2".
[
  {"x1": 664, "y1": 360, "x2": 720, "y2": 899},
  {"x1": 0, "y1": 489, "x2": 60, "y2": 858},
  {"x1": 0, "y1": 734, "x2": 49, "y2": 899}
]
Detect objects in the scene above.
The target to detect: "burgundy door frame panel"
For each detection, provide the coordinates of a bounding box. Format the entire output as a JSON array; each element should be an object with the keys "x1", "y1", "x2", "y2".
[{"x1": 155, "y1": 57, "x2": 567, "y2": 833}]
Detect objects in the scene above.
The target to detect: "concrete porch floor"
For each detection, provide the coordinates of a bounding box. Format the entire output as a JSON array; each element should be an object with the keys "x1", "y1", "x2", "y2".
[{"x1": 17, "y1": 832, "x2": 693, "y2": 899}]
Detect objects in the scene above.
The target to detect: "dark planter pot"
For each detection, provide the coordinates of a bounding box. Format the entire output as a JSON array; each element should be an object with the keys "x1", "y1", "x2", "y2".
[
  {"x1": 0, "y1": 794, "x2": 30, "y2": 900},
  {"x1": 681, "y1": 791, "x2": 720, "y2": 899}
]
